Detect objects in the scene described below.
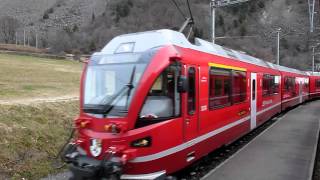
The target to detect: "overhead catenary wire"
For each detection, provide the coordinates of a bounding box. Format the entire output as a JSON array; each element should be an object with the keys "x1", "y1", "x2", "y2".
[
  {"x1": 186, "y1": 0, "x2": 194, "y2": 22},
  {"x1": 168, "y1": 0, "x2": 196, "y2": 39},
  {"x1": 169, "y1": 0, "x2": 187, "y2": 20},
  {"x1": 214, "y1": 35, "x2": 259, "y2": 39}
]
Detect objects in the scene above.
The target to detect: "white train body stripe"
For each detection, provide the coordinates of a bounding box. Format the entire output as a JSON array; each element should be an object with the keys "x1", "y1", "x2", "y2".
[
  {"x1": 130, "y1": 116, "x2": 250, "y2": 163},
  {"x1": 131, "y1": 102, "x2": 282, "y2": 163}
]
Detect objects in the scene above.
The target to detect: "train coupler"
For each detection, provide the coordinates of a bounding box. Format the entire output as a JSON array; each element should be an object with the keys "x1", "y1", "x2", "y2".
[{"x1": 62, "y1": 144, "x2": 123, "y2": 180}]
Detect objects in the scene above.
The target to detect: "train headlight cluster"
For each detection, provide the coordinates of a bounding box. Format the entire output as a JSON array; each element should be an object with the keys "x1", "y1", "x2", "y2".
[
  {"x1": 131, "y1": 137, "x2": 152, "y2": 147},
  {"x1": 104, "y1": 123, "x2": 120, "y2": 133}
]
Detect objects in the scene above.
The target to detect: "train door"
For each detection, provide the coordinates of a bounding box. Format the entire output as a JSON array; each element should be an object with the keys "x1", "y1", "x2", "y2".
[
  {"x1": 250, "y1": 73, "x2": 257, "y2": 130},
  {"x1": 184, "y1": 65, "x2": 198, "y2": 141}
]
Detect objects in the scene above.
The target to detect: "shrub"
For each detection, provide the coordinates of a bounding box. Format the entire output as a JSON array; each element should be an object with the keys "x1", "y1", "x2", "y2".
[
  {"x1": 43, "y1": 13, "x2": 49, "y2": 19},
  {"x1": 240, "y1": 25, "x2": 247, "y2": 36}
]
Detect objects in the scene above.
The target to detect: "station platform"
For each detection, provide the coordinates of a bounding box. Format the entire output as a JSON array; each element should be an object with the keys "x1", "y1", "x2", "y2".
[{"x1": 202, "y1": 100, "x2": 320, "y2": 180}]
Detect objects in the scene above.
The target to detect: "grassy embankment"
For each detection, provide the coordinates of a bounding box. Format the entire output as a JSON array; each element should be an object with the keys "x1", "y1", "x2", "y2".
[
  {"x1": 0, "y1": 53, "x2": 82, "y2": 100},
  {"x1": 0, "y1": 53, "x2": 82, "y2": 179}
]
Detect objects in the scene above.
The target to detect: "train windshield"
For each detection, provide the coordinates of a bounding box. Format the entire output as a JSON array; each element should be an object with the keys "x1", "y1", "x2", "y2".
[{"x1": 83, "y1": 51, "x2": 155, "y2": 117}]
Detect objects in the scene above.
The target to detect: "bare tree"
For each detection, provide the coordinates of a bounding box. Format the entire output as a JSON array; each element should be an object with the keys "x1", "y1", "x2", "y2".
[{"x1": 0, "y1": 16, "x2": 20, "y2": 44}]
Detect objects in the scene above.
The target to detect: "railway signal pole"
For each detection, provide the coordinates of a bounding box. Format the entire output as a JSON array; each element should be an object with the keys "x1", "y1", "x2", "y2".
[
  {"x1": 276, "y1": 28, "x2": 281, "y2": 65},
  {"x1": 313, "y1": 47, "x2": 315, "y2": 72},
  {"x1": 311, "y1": 43, "x2": 320, "y2": 73},
  {"x1": 210, "y1": 0, "x2": 250, "y2": 44},
  {"x1": 36, "y1": 32, "x2": 38, "y2": 49},
  {"x1": 308, "y1": 0, "x2": 316, "y2": 32},
  {"x1": 23, "y1": 29, "x2": 26, "y2": 46}
]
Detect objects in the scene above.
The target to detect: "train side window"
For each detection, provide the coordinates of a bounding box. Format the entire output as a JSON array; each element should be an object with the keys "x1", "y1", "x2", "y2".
[
  {"x1": 316, "y1": 79, "x2": 320, "y2": 88},
  {"x1": 188, "y1": 67, "x2": 196, "y2": 115},
  {"x1": 209, "y1": 68, "x2": 232, "y2": 109},
  {"x1": 305, "y1": 79, "x2": 309, "y2": 89},
  {"x1": 262, "y1": 74, "x2": 279, "y2": 96},
  {"x1": 284, "y1": 77, "x2": 296, "y2": 95},
  {"x1": 232, "y1": 71, "x2": 247, "y2": 103},
  {"x1": 252, "y1": 79, "x2": 256, "y2": 101}
]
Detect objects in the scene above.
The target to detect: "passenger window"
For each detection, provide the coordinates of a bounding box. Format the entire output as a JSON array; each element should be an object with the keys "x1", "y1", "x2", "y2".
[
  {"x1": 209, "y1": 68, "x2": 232, "y2": 109},
  {"x1": 136, "y1": 64, "x2": 181, "y2": 128},
  {"x1": 188, "y1": 67, "x2": 196, "y2": 115},
  {"x1": 284, "y1": 77, "x2": 296, "y2": 94},
  {"x1": 232, "y1": 71, "x2": 247, "y2": 103},
  {"x1": 252, "y1": 80, "x2": 256, "y2": 100},
  {"x1": 316, "y1": 79, "x2": 320, "y2": 88},
  {"x1": 209, "y1": 68, "x2": 247, "y2": 109},
  {"x1": 304, "y1": 79, "x2": 309, "y2": 89},
  {"x1": 262, "y1": 74, "x2": 280, "y2": 96}
]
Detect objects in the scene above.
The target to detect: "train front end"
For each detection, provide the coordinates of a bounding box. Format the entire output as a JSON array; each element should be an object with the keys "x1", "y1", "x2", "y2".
[{"x1": 62, "y1": 30, "x2": 189, "y2": 179}]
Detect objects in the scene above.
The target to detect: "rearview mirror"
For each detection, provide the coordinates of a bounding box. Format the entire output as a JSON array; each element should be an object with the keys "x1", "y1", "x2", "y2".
[{"x1": 178, "y1": 75, "x2": 188, "y2": 93}]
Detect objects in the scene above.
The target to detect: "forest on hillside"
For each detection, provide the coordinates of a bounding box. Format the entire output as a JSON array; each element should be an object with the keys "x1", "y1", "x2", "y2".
[{"x1": 0, "y1": 0, "x2": 318, "y2": 70}]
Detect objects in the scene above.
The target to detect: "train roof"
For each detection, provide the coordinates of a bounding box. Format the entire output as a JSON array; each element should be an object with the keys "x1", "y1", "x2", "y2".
[
  {"x1": 98, "y1": 29, "x2": 307, "y2": 75},
  {"x1": 306, "y1": 72, "x2": 320, "y2": 76}
]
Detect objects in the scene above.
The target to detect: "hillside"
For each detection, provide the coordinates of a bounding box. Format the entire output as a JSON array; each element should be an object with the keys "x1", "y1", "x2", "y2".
[{"x1": 0, "y1": 0, "x2": 317, "y2": 70}]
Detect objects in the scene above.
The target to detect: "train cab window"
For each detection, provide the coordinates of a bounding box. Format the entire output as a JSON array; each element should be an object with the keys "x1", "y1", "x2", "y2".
[
  {"x1": 262, "y1": 74, "x2": 280, "y2": 96},
  {"x1": 232, "y1": 71, "x2": 247, "y2": 104},
  {"x1": 209, "y1": 68, "x2": 232, "y2": 109},
  {"x1": 137, "y1": 64, "x2": 181, "y2": 128},
  {"x1": 188, "y1": 67, "x2": 196, "y2": 115}
]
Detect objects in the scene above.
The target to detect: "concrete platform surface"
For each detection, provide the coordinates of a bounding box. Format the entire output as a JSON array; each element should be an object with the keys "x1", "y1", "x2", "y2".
[{"x1": 202, "y1": 100, "x2": 320, "y2": 180}]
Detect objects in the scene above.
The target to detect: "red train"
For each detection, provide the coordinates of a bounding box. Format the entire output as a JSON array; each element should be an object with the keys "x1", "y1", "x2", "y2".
[{"x1": 62, "y1": 30, "x2": 320, "y2": 179}]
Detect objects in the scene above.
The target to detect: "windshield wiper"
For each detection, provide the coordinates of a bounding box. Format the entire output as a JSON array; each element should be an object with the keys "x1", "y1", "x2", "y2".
[
  {"x1": 125, "y1": 66, "x2": 136, "y2": 108},
  {"x1": 83, "y1": 66, "x2": 136, "y2": 115},
  {"x1": 83, "y1": 85, "x2": 127, "y2": 114}
]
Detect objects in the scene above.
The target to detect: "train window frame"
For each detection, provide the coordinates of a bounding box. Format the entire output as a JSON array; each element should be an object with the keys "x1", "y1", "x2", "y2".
[
  {"x1": 284, "y1": 76, "x2": 296, "y2": 93},
  {"x1": 232, "y1": 70, "x2": 247, "y2": 105},
  {"x1": 252, "y1": 79, "x2": 256, "y2": 101},
  {"x1": 209, "y1": 67, "x2": 247, "y2": 110},
  {"x1": 209, "y1": 67, "x2": 232, "y2": 109},
  {"x1": 187, "y1": 67, "x2": 196, "y2": 115},
  {"x1": 304, "y1": 79, "x2": 309, "y2": 89},
  {"x1": 262, "y1": 74, "x2": 280, "y2": 97},
  {"x1": 135, "y1": 63, "x2": 182, "y2": 128},
  {"x1": 316, "y1": 79, "x2": 320, "y2": 89}
]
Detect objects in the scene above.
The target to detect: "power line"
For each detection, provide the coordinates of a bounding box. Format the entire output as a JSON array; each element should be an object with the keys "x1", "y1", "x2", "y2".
[
  {"x1": 169, "y1": 0, "x2": 187, "y2": 20},
  {"x1": 186, "y1": 0, "x2": 193, "y2": 21},
  {"x1": 215, "y1": 35, "x2": 259, "y2": 39},
  {"x1": 169, "y1": 0, "x2": 195, "y2": 39},
  {"x1": 211, "y1": 0, "x2": 251, "y2": 43},
  {"x1": 212, "y1": 0, "x2": 250, "y2": 8}
]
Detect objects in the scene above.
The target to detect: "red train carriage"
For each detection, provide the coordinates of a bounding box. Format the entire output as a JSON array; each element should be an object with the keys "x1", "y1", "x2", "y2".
[
  {"x1": 61, "y1": 30, "x2": 317, "y2": 180},
  {"x1": 307, "y1": 72, "x2": 320, "y2": 99},
  {"x1": 277, "y1": 67, "x2": 309, "y2": 111}
]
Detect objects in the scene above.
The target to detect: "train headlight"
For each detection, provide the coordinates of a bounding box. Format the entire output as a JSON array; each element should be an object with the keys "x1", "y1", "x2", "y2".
[
  {"x1": 89, "y1": 139, "x2": 102, "y2": 157},
  {"x1": 131, "y1": 137, "x2": 152, "y2": 147}
]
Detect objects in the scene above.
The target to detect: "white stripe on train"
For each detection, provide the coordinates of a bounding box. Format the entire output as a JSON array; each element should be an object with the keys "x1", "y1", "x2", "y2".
[
  {"x1": 131, "y1": 102, "x2": 282, "y2": 163},
  {"x1": 131, "y1": 93, "x2": 318, "y2": 163}
]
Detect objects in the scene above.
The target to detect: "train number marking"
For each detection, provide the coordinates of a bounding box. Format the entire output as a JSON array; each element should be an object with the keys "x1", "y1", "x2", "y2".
[{"x1": 201, "y1": 105, "x2": 207, "y2": 111}]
